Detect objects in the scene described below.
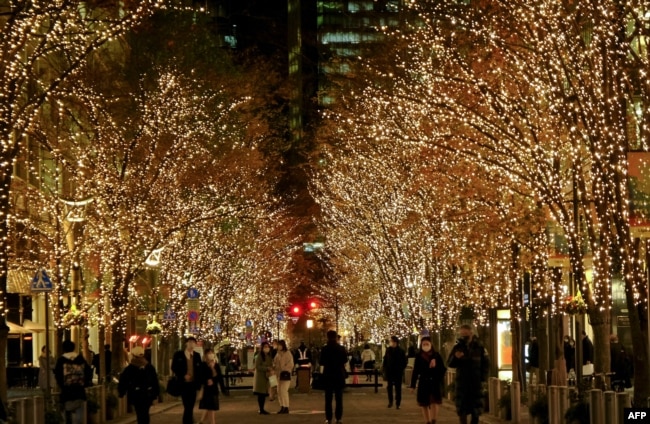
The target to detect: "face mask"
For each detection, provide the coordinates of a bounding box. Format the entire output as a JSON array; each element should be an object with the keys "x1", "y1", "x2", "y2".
[
  {"x1": 422, "y1": 345, "x2": 432, "y2": 352},
  {"x1": 263, "y1": 348, "x2": 270, "y2": 353}
]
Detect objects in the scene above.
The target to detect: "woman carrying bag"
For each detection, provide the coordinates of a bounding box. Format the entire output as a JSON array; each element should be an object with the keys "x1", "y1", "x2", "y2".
[
  {"x1": 409, "y1": 337, "x2": 446, "y2": 424},
  {"x1": 253, "y1": 342, "x2": 274, "y2": 415},
  {"x1": 273, "y1": 340, "x2": 294, "y2": 414}
]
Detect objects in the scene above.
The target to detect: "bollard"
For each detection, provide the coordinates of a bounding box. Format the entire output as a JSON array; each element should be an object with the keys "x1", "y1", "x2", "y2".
[
  {"x1": 548, "y1": 386, "x2": 560, "y2": 424},
  {"x1": 26, "y1": 396, "x2": 44, "y2": 424},
  {"x1": 604, "y1": 391, "x2": 616, "y2": 424},
  {"x1": 558, "y1": 386, "x2": 569, "y2": 421},
  {"x1": 511, "y1": 381, "x2": 521, "y2": 423},
  {"x1": 616, "y1": 392, "x2": 631, "y2": 424},
  {"x1": 489, "y1": 377, "x2": 500, "y2": 417},
  {"x1": 589, "y1": 390, "x2": 604, "y2": 424}
]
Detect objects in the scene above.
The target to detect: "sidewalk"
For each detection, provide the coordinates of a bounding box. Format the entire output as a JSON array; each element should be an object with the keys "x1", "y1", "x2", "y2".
[{"x1": 112, "y1": 387, "x2": 530, "y2": 424}]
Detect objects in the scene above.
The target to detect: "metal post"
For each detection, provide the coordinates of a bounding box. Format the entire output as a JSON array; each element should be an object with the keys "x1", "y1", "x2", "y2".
[
  {"x1": 511, "y1": 381, "x2": 521, "y2": 423},
  {"x1": 616, "y1": 392, "x2": 631, "y2": 424},
  {"x1": 558, "y1": 386, "x2": 569, "y2": 421},
  {"x1": 589, "y1": 389, "x2": 604, "y2": 424},
  {"x1": 549, "y1": 386, "x2": 560, "y2": 424},
  {"x1": 604, "y1": 391, "x2": 616, "y2": 424}
]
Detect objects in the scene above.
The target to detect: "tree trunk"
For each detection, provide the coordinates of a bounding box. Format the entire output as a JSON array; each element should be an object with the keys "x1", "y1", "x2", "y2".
[
  {"x1": 0, "y1": 161, "x2": 13, "y2": 404},
  {"x1": 588, "y1": 312, "x2": 611, "y2": 389}
]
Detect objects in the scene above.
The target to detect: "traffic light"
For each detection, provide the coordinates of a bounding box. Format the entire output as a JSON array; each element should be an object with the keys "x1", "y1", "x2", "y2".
[
  {"x1": 290, "y1": 305, "x2": 302, "y2": 316},
  {"x1": 308, "y1": 300, "x2": 318, "y2": 310}
]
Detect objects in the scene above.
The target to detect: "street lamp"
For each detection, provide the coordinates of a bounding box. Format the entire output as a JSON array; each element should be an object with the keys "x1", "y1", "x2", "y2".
[{"x1": 306, "y1": 319, "x2": 313, "y2": 346}]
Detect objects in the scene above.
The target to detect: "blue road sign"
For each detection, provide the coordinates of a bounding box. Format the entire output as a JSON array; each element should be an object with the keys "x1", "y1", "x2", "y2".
[
  {"x1": 187, "y1": 288, "x2": 199, "y2": 299},
  {"x1": 245, "y1": 319, "x2": 252, "y2": 327},
  {"x1": 276, "y1": 313, "x2": 284, "y2": 322},
  {"x1": 214, "y1": 324, "x2": 222, "y2": 334},
  {"x1": 163, "y1": 307, "x2": 176, "y2": 321},
  {"x1": 31, "y1": 269, "x2": 53, "y2": 292}
]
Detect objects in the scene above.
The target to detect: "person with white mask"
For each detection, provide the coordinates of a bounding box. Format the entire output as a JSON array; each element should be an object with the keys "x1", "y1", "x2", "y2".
[{"x1": 409, "y1": 337, "x2": 446, "y2": 424}]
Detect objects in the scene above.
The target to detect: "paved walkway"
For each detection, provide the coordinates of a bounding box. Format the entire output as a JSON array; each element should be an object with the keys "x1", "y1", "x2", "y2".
[{"x1": 111, "y1": 387, "x2": 530, "y2": 424}]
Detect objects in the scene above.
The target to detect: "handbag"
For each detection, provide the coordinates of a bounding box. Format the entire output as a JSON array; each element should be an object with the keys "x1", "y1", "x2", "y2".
[
  {"x1": 280, "y1": 371, "x2": 291, "y2": 381},
  {"x1": 582, "y1": 363, "x2": 594, "y2": 376},
  {"x1": 166, "y1": 376, "x2": 182, "y2": 397},
  {"x1": 268, "y1": 375, "x2": 278, "y2": 388}
]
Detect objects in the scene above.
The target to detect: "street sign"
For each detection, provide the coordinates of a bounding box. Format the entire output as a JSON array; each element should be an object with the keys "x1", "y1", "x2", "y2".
[
  {"x1": 188, "y1": 311, "x2": 199, "y2": 321},
  {"x1": 187, "y1": 288, "x2": 199, "y2": 299},
  {"x1": 214, "y1": 324, "x2": 222, "y2": 334},
  {"x1": 245, "y1": 319, "x2": 252, "y2": 327},
  {"x1": 276, "y1": 313, "x2": 284, "y2": 322},
  {"x1": 290, "y1": 316, "x2": 299, "y2": 324},
  {"x1": 31, "y1": 269, "x2": 53, "y2": 292}
]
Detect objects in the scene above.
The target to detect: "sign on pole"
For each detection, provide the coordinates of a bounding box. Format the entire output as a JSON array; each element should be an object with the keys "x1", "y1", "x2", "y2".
[{"x1": 31, "y1": 269, "x2": 53, "y2": 292}]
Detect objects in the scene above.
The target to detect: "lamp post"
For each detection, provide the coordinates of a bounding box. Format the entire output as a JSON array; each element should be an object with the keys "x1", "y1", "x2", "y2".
[{"x1": 306, "y1": 319, "x2": 313, "y2": 346}]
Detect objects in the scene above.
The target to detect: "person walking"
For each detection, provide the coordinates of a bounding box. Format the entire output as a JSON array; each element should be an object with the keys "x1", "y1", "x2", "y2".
[
  {"x1": 409, "y1": 337, "x2": 446, "y2": 424},
  {"x1": 38, "y1": 345, "x2": 56, "y2": 391},
  {"x1": 54, "y1": 340, "x2": 92, "y2": 424},
  {"x1": 273, "y1": 340, "x2": 294, "y2": 414},
  {"x1": 321, "y1": 330, "x2": 348, "y2": 424},
  {"x1": 563, "y1": 336, "x2": 576, "y2": 374},
  {"x1": 361, "y1": 344, "x2": 376, "y2": 381},
  {"x1": 350, "y1": 351, "x2": 362, "y2": 385},
  {"x1": 447, "y1": 325, "x2": 489, "y2": 424},
  {"x1": 581, "y1": 331, "x2": 594, "y2": 365},
  {"x1": 526, "y1": 337, "x2": 540, "y2": 386},
  {"x1": 227, "y1": 352, "x2": 242, "y2": 385},
  {"x1": 117, "y1": 346, "x2": 159, "y2": 424},
  {"x1": 171, "y1": 336, "x2": 203, "y2": 424},
  {"x1": 253, "y1": 342, "x2": 274, "y2": 415},
  {"x1": 92, "y1": 344, "x2": 112, "y2": 383},
  {"x1": 198, "y1": 348, "x2": 228, "y2": 424},
  {"x1": 383, "y1": 336, "x2": 407, "y2": 409}
]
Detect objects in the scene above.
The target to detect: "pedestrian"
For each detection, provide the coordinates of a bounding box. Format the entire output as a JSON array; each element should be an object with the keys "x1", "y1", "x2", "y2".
[
  {"x1": 227, "y1": 351, "x2": 242, "y2": 385},
  {"x1": 253, "y1": 341, "x2": 274, "y2": 415},
  {"x1": 54, "y1": 340, "x2": 92, "y2": 424},
  {"x1": 171, "y1": 336, "x2": 203, "y2": 424},
  {"x1": 92, "y1": 344, "x2": 112, "y2": 383},
  {"x1": 563, "y1": 336, "x2": 576, "y2": 373},
  {"x1": 409, "y1": 337, "x2": 446, "y2": 424},
  {"x1": 361, "y1": 344, "x2": 376, "y2": 381},
  {"x1": 38, "y1": 345, "x2": 56, "y2": 391},
  {"x1": 610, "y1": 334, "x2": 633, "y2": 389},
  {"x1": 269, "y1": 340, "x2": 279, "y2": 401},
  {"x1": 383, "y1": 336, "x2": 407, "y2": 409},
  {"x1": 350, "y1": 350, "x2": 362, "y2": 385},
  {"x1": 117, "y1": 346, "x2": 159, "y2": 424},
  {"x1": 447, "y1": 324, "x2": 489, "y2": 424},
  {"x1": 273, "y1": 340, "x2": 294, "y2": 414},
  {"x1": 295, "y1": 341, "x2": 311, "y2": 389},
  {"x1": 526, "y1": 337, "x2": 540, "y2": 386},
  {"x1": 321, "y1": 330, "x2": 348, "y2": 424},
  {"x1": 581, "y1": 331, "x2": 594, "y2": 365},
  {"x1": 198, "y1": 348, "x2": 228, "y2": 424}
]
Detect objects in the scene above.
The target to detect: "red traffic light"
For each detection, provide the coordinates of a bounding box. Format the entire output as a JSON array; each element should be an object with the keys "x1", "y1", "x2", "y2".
[
  {"x1": 291, "y1": 305, "x2": 302, "y2": 315},
  {"x1": 308, "y1": 301, "x2": 318, "y2": 309}
]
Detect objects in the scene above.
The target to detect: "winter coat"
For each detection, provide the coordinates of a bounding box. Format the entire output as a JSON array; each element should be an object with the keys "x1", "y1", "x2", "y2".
[
  {"x1": 118, "y1": 356, "x2": 160, "y2": 406},
  {"x1": 382, "y1": 346, "x2": 407, "y2": 382},
  {"x1": 252, "y1": 352, "x2": 273, "y2": 395},
  {"x1": 582, "y1": 336, "x2": 594, "y2": 364},
  {"x1": 447, "y1": 337, "x2": 489, "y2": 416},
  {"x1": 409, "y1": 350, "x2": 446, "y2": 405},
  {"x1": 273, "y1": 350, "x2": 294, "y2": 375},
  {"x1": 171, "y1": 350, "x2": 203, "y2": 390},
  {"x1": 320, "y1": 341, "x2": 348, "y2": 389},
  {"x1": 361, "y1": 348, "x2": 375, "y2": 368},
  {"x1": 54, "y1": 352, "x2": 92, "y2": 404}
]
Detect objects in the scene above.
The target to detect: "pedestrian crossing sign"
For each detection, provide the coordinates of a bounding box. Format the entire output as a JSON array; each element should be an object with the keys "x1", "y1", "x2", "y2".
[{"x1": 31, "y1": 269, "x2": 53, "y2": 292}]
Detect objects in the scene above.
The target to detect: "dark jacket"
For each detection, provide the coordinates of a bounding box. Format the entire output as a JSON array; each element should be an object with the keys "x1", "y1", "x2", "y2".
[
  {"x1": 527, "y1": 340, "x2": 540, "y2": 368},
  {"x1": 447, "y1": 336, "x2": 489, "y2": 415},
  {"x1": 92, "y1": 348, "x2": 112, "y2": 377},
  {"x1": 118, "y1": 356, "x2": 159, "y2": 405},
  {"x1": 410, "y1": 350, "x2": 446, "y2": 405},
  {"x1": 171, "y1": 350, "x2": 203, "y2": 390},
  {"x1": 564, "y1": 340, "x2": 576, "y2": 371},
  {"x1": 320, "y1": 341, "x2": 348, "y2": 389},
  {"x1": 382, "y1": 346, "x2": 407, "y2": 381},
  {"x1": 200, "y1": 361, "x2": 227, "y2": 396},
  {"x1": 54, "y1": 353, "x2": 93, "y2": 404},
  {"x1": 582, "y1": 336, "x2": 594, "y2": 365}
]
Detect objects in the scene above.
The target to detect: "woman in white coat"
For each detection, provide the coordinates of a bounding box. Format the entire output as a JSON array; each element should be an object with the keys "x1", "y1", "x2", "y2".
[{"x1": 273, "y1": 340, "x2": 294, "y2": 414}]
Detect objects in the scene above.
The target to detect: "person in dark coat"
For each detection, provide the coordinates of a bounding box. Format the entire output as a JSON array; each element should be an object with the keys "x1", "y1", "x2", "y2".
[
  {"x1": 54, "y1": 340, "x2": 93, "y2": 424},
  {"x1": 171, "y1": 336, "x2": 203, "y2": 424},
  {"x1": 117, "y1": 346, "x2": 159, "y2": 424},
  {"x1": 383, "y1": 335, "x2": 407, "y2": 409},
  {"x1": 581, "y1": 331, "x2": 594, "y2": 365},
  {"x1": 409, "y1": 337, "x2": 446, "y2": 424},
  {"x1": 92, "y1": 344, "x2": 112, "y2": 383},
  {"x1": 447, "y1": 325, "x2": 489, "y2": 424},
  {"x1": 526, "y1": 337, "x2": 540, "y2": 386},
  {"x1": 320, "y1": 330, "x2": 348, "y2": 424},
  {"x1": 563, "y1": 336, "x2": 576, "y2": 373},
  {"x1": 198, "y1": 348, "x2": 228, "y2": 424}
]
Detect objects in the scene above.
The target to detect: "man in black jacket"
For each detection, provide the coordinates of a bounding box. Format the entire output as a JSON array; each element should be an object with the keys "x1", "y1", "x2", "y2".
[
  {"x1": 382, "y1": 335, "x2": 407, "y2": 409},
  {"x1": 320, "y1": 330, "x2": 348, "y2": 424},
  {"x1": 118, "y1": 346, "x2": 159, "y2": 424},
  {"x1": 54, "y1": 340, "x2": 92, "y2": 424},
  {"x1": 171, "y1": 337, "x2": 203, "y2": 424}
]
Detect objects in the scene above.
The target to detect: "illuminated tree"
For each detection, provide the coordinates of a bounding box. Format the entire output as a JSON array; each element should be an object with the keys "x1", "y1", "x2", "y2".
[
  {"x1": 0, "y1": 0, "x2": 166, "y2": 400},
  {"x1": 318, "y1": 0, "x2": 649, "y2": 401}
]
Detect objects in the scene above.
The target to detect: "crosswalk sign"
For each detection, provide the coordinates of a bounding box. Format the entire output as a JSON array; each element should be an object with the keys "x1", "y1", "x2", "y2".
[{"x1": 31, "y1": 269, "x2": 53, "y2": 292}]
